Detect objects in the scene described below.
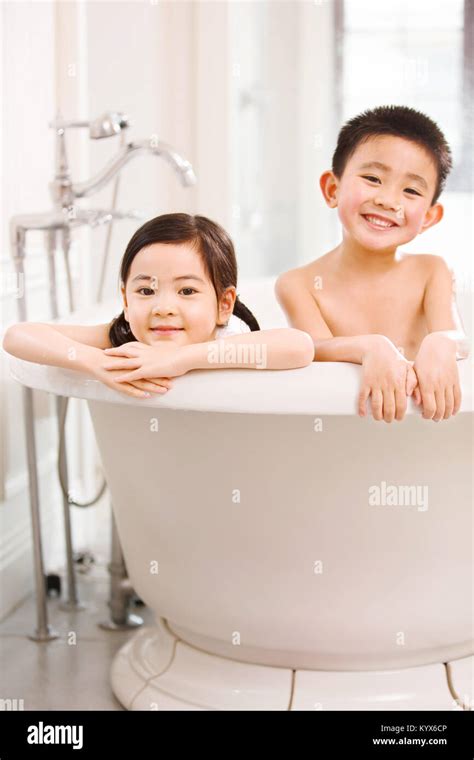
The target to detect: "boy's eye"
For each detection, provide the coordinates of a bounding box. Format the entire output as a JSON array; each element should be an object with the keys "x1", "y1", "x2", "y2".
[
  {"x1": 137, "y1": 287, "x2": 155, "y2": 295},
  {"x1": 404, "y1": 188, "x2": 422, "y2": 196},
  {"x1": 361, "y1": 175, "x2": 380, "y2": 184},
  {"x1": 180, "y1": 287, "x2": 197, "y2": 296}
]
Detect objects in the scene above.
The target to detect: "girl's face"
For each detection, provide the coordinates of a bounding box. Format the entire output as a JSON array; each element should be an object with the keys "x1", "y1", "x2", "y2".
[{"x1": 121, "y1": 242, "x2": 236, "y2": 346}]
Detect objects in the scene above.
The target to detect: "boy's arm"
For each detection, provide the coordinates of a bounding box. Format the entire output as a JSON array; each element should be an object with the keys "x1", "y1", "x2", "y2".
[
  {"x1": 420, "y1": 257, "x2": 470, "y2": 359},
  {"x1": 412, "y1": 257, "x2": 468, "y2": 420},
  {"x1": 274, "y1": 271, "x2": 395, "y2": 363}
]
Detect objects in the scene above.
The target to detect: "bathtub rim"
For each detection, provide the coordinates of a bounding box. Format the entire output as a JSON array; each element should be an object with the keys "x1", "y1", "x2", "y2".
[{"x1": 7, "y1": 354, "x2": 474, "y2": 416}]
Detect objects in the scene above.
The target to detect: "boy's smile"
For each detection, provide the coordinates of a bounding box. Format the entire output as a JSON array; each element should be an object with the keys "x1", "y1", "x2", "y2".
[
  {"x1": 321, "y1": 135, "x2": 443, "y2": 256},
  {"x1": 361, "y1": 212, "x2": 402, "y2": 231}
]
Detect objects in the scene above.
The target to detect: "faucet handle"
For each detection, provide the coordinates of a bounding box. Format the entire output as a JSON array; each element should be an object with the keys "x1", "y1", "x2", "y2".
[
  {"x1": 68, "y1": 208, "x2": 144, "y2": 228},
  {"x1": 49, "y1": 112, "x2": 131, "y2": 139},
  {"x1": 49, "y1": 118, "x2": 90, "y2": 131}
]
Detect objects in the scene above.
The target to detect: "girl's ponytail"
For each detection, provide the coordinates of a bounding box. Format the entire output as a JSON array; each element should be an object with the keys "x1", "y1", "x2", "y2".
[
  {"x1": 233, "y1": 295, "x2": 260, "y2": 332},
  {"x1": 108, "y1": 311, "x2": 136, "y2": 347}
]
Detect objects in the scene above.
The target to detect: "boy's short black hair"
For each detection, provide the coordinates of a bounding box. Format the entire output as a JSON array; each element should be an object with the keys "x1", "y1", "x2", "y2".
[{"x1": 332, "y1": 105, "x2": 452, "y2": 204}]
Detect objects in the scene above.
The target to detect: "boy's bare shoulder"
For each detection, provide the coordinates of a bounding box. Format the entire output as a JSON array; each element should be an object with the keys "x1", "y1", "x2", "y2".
[
  {"x1": 275, "y1": 264, "x2": 307, "y2": 294},
  {"x1": 274, "y1": 264, "x2": 322, "y2": 312},
  {"x1": 399, "y1": 253, "x2": 453, "y2": 282},
  {"x1": 275, "y1": 255, "x2": 343, "y2": 314},
  {"x1": 275, "y1": 253, "x2": 335, "y2": 287},
  {"x1": 275, "y1": 263, "x2": 307, "y2": 283},
  {"x1": 400, "y1": 252, "x2": 448, "y2": 266}
]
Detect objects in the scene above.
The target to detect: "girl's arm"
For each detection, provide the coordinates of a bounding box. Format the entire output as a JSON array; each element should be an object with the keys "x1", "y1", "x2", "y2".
[
  {"x1": 178, "y1": 328, "x2": 314, "y2": 371},
  {"x1": 103, "y1": 328, "x2": 314, "y2": 379},
  {"x1": 2, "y1": 322, "x2": 111, "y2": 371},
  {"x1": 3, "y1": 321, "x2": 173, "y2": 399}
]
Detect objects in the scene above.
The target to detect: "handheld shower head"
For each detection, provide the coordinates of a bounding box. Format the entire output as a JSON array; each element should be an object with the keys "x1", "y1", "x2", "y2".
[{"x1": 89, "y1": 112, "x2": 130, "y2": 139}]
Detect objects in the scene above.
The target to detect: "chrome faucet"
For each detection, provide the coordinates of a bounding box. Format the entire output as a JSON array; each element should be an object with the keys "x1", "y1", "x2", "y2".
[
  {"x1": 48, "y1": 111, "x2": 196, "y2": 210},
  {"x1": 11, "y1": 109, "x2": 197, "y2": 253},
  {"x1": 11, "y1": 110, "x2": 197, "y2": 305}
]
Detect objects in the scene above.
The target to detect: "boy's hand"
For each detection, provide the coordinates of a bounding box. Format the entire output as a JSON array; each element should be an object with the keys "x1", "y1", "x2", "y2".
[
  {"x1": 412, "y1": 333, "x2": 461, "y2": 420},
  {"x1": 359, "y1": 338, "x2": 418, "y2": 422}
]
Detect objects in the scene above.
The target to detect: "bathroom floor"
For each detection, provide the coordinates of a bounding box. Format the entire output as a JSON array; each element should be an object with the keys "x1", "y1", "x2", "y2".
[{"x1": 0, "y1": 558, "x2": 153, "y2": 711}]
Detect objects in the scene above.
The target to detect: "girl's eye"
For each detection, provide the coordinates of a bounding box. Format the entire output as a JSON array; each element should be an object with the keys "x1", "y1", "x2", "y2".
[
  {"x1": 361, "y1": 175, "x2": 381, "y2": 183},
  {"x1": 136, "y1": 287, "x2": 197, "y2": 296},
  {"x1": 404, "y1": 188, "x2": 422, "y2": 196}
]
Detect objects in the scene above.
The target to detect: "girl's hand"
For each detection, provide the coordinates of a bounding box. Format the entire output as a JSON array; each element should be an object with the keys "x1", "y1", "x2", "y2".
[
  {"x1": 359, "y1": 341, "x2": 419, "y2": 422},
  {"x1": 88, "y1": 346, "x2": 172, "y2": 399},
  {"x1": 102, "y1": 341, "x2": 188, "y2": 383},
  {"x1": 413, "y1": 333, "x2": 461, "y2": 420}
]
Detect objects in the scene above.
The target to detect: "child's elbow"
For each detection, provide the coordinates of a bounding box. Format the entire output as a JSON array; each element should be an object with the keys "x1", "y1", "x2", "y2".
[
  {"x1": 291, "y1": 329, "x2": 315, "y2": 366},
  {"x1": 460, "y1": 337, "x2": 470, "y2": 360},
  {"x1": 2, "y1": 326, "x2": 17, "y2": 356}
]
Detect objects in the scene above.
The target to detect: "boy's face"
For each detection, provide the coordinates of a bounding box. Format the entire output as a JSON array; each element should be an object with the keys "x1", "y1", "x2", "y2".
[{"x1": 322, "y1": 135, "x2": 443, "y2": 251}]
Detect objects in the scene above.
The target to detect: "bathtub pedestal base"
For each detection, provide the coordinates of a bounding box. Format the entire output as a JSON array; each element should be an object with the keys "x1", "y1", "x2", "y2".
[{"x1": 110, "y1": 620, "x2": 461, "y2": 711}]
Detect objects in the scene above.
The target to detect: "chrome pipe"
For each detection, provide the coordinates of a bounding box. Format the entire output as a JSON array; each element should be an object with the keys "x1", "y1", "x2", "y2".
[
  {"x1": 99, "y1": 509, "x2": 143, "y2": 631},
  {"x1": 45, "y1": 229, "x2": 84, "y2": 611},
  {"x1": 71, "y1": 139, "x2": 196, "y2": 200},
  {"x1": 12, "y1": 226, "x2": 59, "y2": 642}
]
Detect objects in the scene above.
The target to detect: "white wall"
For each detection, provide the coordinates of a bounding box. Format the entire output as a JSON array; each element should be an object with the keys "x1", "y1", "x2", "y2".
[{"x1": 228, "y1": 0, "x2": 339, "y2": 275}]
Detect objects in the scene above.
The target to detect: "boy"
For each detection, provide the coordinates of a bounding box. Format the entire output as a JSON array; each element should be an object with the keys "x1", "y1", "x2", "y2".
[{"x1": 275, "y1": 105, "x2": 469, "y2": 423}]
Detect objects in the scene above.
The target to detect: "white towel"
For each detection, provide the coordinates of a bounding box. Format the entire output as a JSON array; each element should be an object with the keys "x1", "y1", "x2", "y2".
[{"x1": 214, "y1": 313, "x2": 252, "y2": 339}]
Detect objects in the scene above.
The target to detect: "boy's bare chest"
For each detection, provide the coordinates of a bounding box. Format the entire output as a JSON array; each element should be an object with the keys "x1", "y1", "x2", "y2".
[
  {"x1": 317, "y1": 285, "x2": 416, "y2": 330},
  {"x1": 309, "y1": 271, "x2": 427, "y2": 355}
]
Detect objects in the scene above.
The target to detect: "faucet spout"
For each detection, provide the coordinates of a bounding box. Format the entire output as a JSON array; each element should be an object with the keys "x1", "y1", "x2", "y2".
[{"x1": 71, "y1": 139, "x2": 196, "y2": 200}]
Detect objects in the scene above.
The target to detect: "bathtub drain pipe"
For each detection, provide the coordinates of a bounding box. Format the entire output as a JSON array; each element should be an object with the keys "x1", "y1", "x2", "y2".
[{"x1": 99, "y1": 511, "x2": 143, "y2": 631}]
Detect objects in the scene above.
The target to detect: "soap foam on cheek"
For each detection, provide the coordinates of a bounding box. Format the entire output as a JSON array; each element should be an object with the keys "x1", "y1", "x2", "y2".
[{"x1": 395, "y1": 205, "x2": 405, "y2": 221}]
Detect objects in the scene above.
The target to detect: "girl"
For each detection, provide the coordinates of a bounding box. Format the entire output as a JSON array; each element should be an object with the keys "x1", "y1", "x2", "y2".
[{"x1": 3, "y1": 213, "x2": 314, "y2": 398}]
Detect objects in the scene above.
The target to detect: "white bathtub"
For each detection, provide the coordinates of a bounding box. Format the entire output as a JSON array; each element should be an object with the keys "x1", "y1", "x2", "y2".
[{"x1": 8, "y1": 278, "x2": 474, "y2": 710}]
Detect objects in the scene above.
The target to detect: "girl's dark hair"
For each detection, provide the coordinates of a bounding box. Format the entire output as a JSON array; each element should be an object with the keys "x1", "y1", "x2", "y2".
[
  {"x1": 109, "y1": 213, "x2": 260, "y2": 347},
  {"x1": 332, "y1": 105, "x2": 452, "y2": 204}
]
